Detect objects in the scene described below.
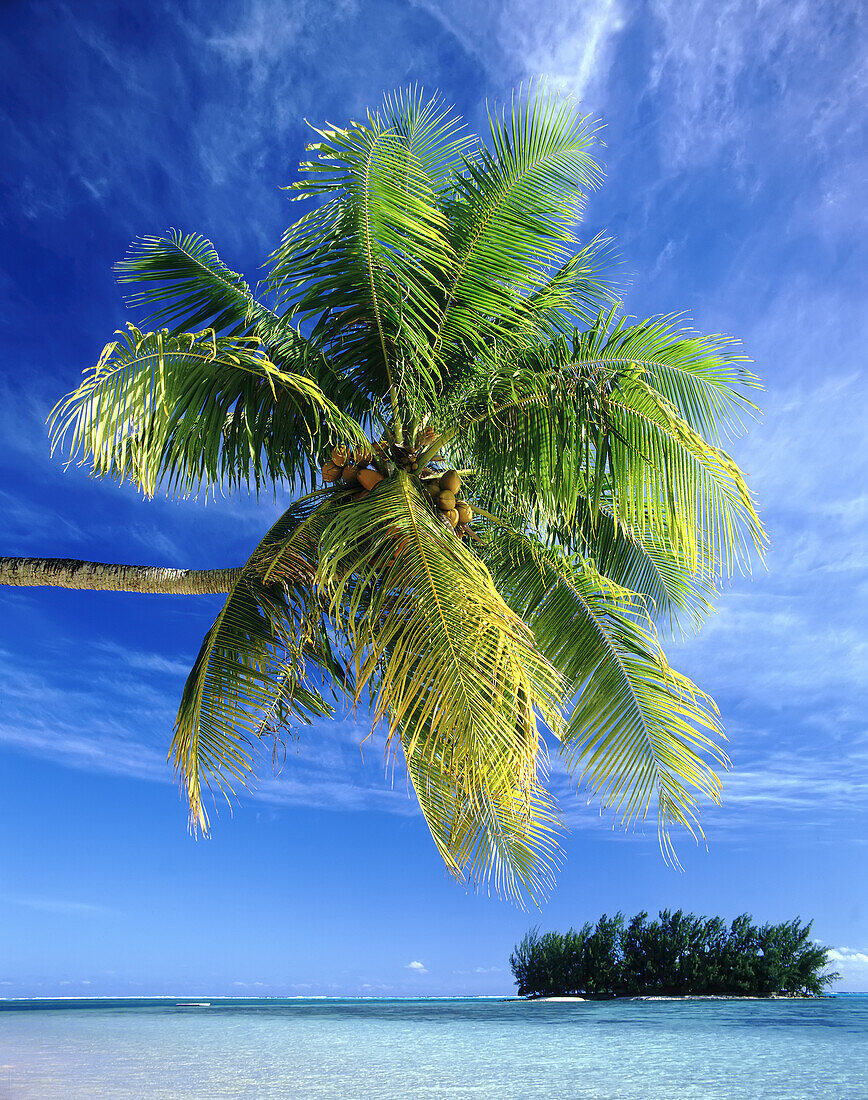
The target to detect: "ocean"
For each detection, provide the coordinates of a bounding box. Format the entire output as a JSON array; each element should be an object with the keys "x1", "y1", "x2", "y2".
[{"x1": 1, "y1": 996, "x2": 866, "y2": 1099}]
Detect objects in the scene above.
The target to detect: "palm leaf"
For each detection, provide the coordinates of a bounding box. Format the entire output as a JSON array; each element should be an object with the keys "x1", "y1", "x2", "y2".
[
  {"x1": 314, "y1": 471, "x2": 566, "y2": 898},
  {"x1": 49, "y1": 324, "x2": 364, "y2": 498},
  {"x1": 484, "y1": 524, "x2": 728, "y2": 858},
  {"x1": 456, "y1": 313, "x2": 766, "y2": 575},
  {"x1": 512, "y1": 232, "x2": 621, "y2": 340},
  {"x1": 435, "y1": 87, "x2": 604, "y2": 362},
  {"x1": 407, "y1": 741, "x2": 562, "y2": 905},
  {"x1": 171, "y1": 496, "x2": 341, "y2": 832},
  {"x1": 269, "y1": 91, "x2": 466, "y2": 423},
  {"x1": 607, "y1": 372, "x2": 763, "y2": 574},
  {"x1": 602, "y1": 314, "x2": 761, "y2": 443},
  {"x1": 564, "y1": 497, "x2": 717, "y2": 630},
  {"x1": 116, "y1": 231, "x2": 277, "y2": 337}
]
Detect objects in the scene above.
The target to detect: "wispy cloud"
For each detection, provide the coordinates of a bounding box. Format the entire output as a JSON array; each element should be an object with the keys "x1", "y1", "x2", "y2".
[
  {"x1": 96, "y1": 642, "x2": 192, "y2": 679},
  {"x1": 719, "y1": 749, "x2": 868, "y2": 817},
  {"x1": 5, "y1": 895, "x2": 113, "y2": 918},
  {"x1": 0, "y1": 640, "x2": 420, "y2": 821},
  {"x1": 411, "y1": 0, "x2": 625, "y2": 106},
  {"x1": 647, "y1": 0, "x2": 866, "y2": 178}
]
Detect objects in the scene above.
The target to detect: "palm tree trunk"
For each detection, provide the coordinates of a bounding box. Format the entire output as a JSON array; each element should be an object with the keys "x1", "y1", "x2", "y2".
[{"x1": 0, "y1": 557, "x2": 241, "y2": 595}]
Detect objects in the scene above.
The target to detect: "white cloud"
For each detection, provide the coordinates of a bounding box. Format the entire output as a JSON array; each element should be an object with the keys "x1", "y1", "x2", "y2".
[
  {"x1": 5, "y1": 896, "x2": 112, "y2": 918},
  {"x1": 97, "y1": 642, "x2": 191, "y2": 679},
  {"x1": 205, "y1": 0, "x2": 304, "y2": 65},
  {"x1": 647, "y1": 0, "x2": 866, "y2": 177},
  {"x1": 0, "y1": 641, "x2": 421, "y2": 821},
  {"x1": 411, "y1": 0, "x2": 625, "y2": 107},
  {"x1": 826, "y1": 947, "x2": 868, "y2": 991},
  {"x1": 828, "y1": 948, "x2": 868, "y2": 964},
  {"x1": 0, "y1": 718, "x2": 169, "y2": 786},
  {"x1": 720, "y1": 750, "x2": 868, "y2": 815},
  {"x1": 404, "y1": 960, "x2": 427, "y2": 973}
]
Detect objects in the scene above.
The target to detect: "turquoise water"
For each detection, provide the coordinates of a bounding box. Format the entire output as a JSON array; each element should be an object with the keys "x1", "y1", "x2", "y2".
[{"x1": 1, "y1": 996, "x2": 867, "y2": 1098}]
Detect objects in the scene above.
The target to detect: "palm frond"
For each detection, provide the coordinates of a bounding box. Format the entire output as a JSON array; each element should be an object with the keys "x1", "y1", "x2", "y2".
[
  {"x1": 49, "y1": 324, "x2": 365, "y2": 498},
  {"x1": 607, "y1": 372, "x2": 763, "y2": 574},
  {"x1": 564, "y1": 497, "x2": 717, "y2": 630},
  {"x1": 314, "y1": 471, "x2": 566, "y2": 898},
  {"x1": 514, "y1": 232, "x2": 621, "y2": 340},
  {"x1": 171, "y1": 496, "x2": 342, "y2": 832},
  {"x1": 407, "y1": 742, "x2": 563, "y2": 906},
  {"x1": 602, "y1": 314, "x2": 761, "y2": 443},
  {"x1": 435, "y1": 87, "x2": 604, "y2": 361},
  {"x1": 454, "y1": 334, "x2": 594, "y2": 522},
  {"x1": 116, "y1": 231, "x2": 277, "y2": 337},
  {"x1": 268, "y1": 91, "x2": 467, "y2": 422},
  {"x1": 483, "y1": 524, "x2": 728, "y2": 858},
  {"x1": 456, "y1": 312, "x2": 766, "y2": 575}
]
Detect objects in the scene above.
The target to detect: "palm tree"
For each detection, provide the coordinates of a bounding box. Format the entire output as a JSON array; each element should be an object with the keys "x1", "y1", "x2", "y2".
[{"x1": 1, "y1": 88, "x2": 764, "y2": 903}]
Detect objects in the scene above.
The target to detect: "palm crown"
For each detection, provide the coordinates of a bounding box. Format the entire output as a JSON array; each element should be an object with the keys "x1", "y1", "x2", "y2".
[{"x1": 51, "y1": 88, "x2": 765, "y2": 903}]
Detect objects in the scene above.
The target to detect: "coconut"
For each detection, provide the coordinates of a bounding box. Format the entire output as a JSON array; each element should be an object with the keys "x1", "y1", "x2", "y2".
[
  {"x1": 437, "y1": 490, "x2": 456, "y2": 511},
  {"x1": 439, "y1": 469, "x2": 461, "y2": 493},
  {"x1": 321, "y1": 461, "x2": 342, "y2": 483},
  {"x1": 456, "y1": 501, "x2": 473, "y2": 524},
  {"x1": 357, "y1": 468, "x2": 384, "y2": 490},
  {"x1": 331, "y1": 445, "x2": 349, "y2": 467},
  {"x1": 341, "y1": 463, "x2": 360, "y2": 485},
  {"x1": 445, "y1": 508, "x2": 459, "y2": 527}
]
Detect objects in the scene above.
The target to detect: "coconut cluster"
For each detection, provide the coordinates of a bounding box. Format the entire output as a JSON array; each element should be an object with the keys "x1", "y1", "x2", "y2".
[
  {"x1": 423, "y1": 469, "x2": 474, "y2": 537},
  {"x1": 321, "y1": 445, "x2": 383, "y2": 498},
  {"x1": 320, "y1": 439, "x2": 473, "y2": 539}
]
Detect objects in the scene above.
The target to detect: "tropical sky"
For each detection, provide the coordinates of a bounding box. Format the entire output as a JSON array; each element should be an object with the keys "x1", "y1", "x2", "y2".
[{"x1": 1, "y1": 0, "x2": 866, "y2": 997}]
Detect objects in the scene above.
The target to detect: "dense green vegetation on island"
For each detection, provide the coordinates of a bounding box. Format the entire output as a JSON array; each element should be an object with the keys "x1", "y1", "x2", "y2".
[{"x1": 510, "y1": 911, "x2": 839, "y2": 997}]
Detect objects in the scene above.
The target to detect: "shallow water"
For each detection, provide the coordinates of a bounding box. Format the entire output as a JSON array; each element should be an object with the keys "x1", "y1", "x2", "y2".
[{"x1": 1, "y1": 996, "x2": 866, "y2": 1099}]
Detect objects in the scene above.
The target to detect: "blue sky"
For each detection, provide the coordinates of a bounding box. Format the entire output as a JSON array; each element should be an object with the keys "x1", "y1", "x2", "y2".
[{"x1": 1, "y1": 0, "x2": 866, "y2": 996}]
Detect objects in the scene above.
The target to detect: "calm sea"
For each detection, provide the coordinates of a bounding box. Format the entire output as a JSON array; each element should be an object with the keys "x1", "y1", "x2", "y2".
[{"x1": 1, "y1": 996, "x2": 866, "y2": 1099}]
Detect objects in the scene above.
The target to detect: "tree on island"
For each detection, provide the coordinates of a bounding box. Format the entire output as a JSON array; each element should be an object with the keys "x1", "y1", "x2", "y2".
[
  {"x1": 0, "y1": 88, "x2": 765, "y2": 901},
  {"x1": 510, "y1": 912, "x2": 840, "y2": 997}
]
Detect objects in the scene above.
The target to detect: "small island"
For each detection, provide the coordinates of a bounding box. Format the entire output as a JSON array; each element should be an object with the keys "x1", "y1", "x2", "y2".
[{"x1": 510, "y1": 910, "x2": 839, "y2": 998}]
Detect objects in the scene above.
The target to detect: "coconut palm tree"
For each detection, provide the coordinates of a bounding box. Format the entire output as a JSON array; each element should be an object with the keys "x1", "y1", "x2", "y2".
[{"x1": 2, "y1": 88, "x2": 764, "y2": 903}]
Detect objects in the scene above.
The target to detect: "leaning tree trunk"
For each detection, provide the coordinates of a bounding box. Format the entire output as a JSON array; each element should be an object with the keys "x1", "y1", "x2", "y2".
[{"x1": 0, "y1": 557, "x2": 240, "y2": 595}]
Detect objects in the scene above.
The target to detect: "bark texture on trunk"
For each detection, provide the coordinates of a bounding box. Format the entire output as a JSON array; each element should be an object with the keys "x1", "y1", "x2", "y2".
[{"x1": 0, "y1": 557, "x2": 241, "y2": 595}]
